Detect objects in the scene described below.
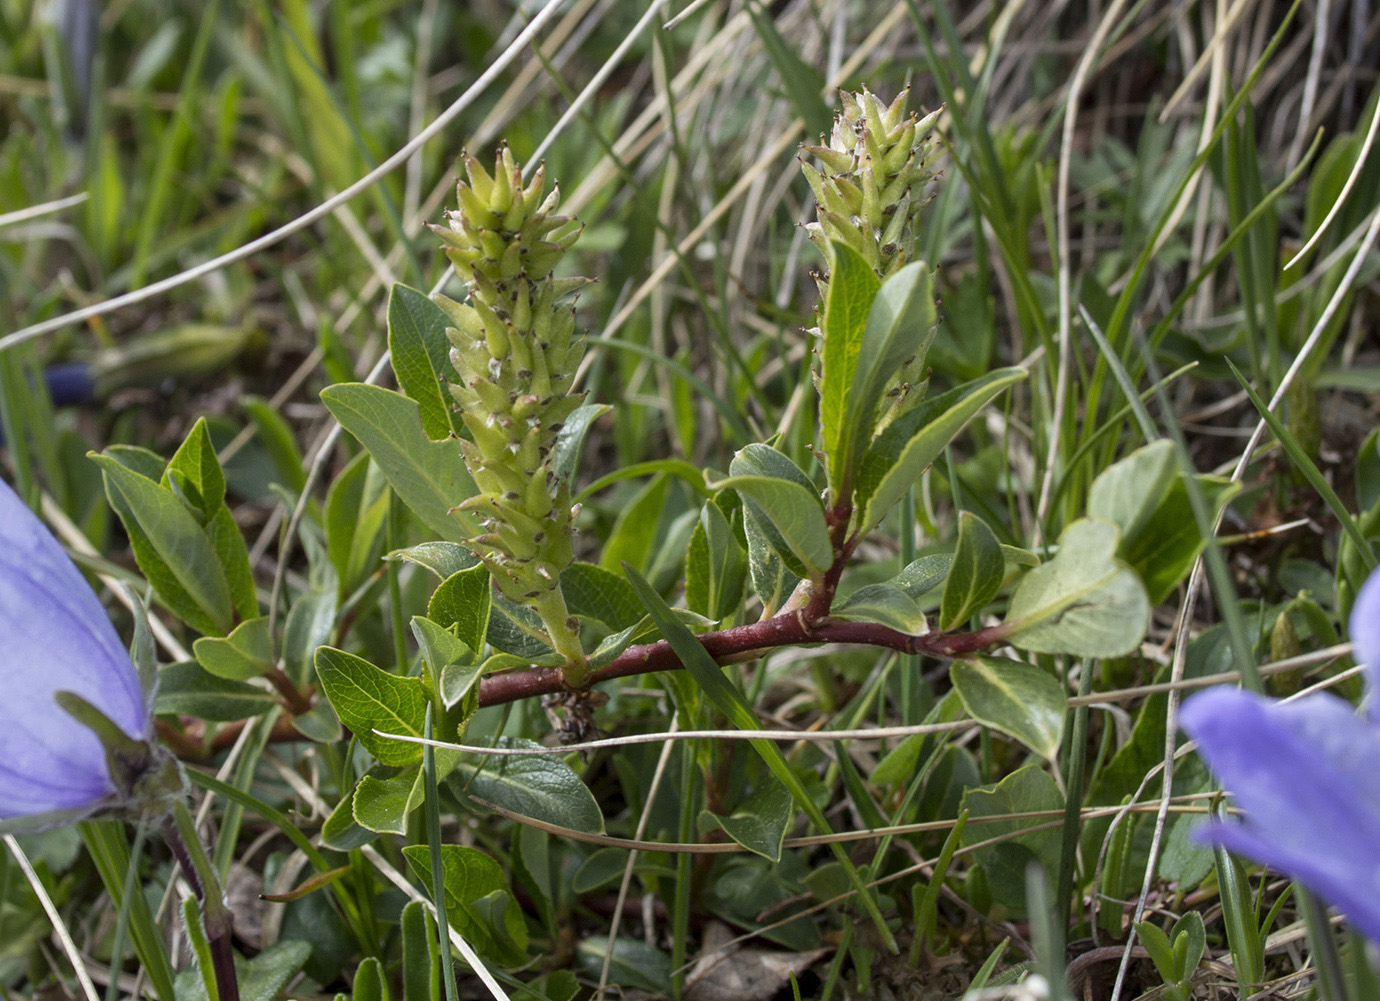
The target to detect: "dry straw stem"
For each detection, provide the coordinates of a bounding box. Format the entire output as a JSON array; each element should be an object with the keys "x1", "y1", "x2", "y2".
[
  {"x1": 469, "y1": 793, "x2": 1218, "y2": 856},
  {"x1": 170, "y1": 639, "x2": 1352, "y2": 762},
  {"x1": 5, "y1": 835, "x2": 102, "y2": 1001},
  {"x1": 376, "y1": 644, "x2": 1354, "y2": 760},
  {"x1": 0, "y1": 2, "x2": 572, "y2": 354}
]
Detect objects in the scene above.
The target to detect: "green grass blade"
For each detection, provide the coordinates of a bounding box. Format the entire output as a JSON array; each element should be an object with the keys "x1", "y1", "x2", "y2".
[
  {"x1": 744, "y1": 0, "x2": 831, "y2": 138},
  {"x1": 424, "y1": 706, "x2": 459, "y2": 1001},
  {"x1": 79, "y1": 820, "x2": 176, "y2": 1001}
]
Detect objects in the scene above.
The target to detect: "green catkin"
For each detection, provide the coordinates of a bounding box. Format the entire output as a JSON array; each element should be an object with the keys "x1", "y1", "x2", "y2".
[
  {"x1": 433, "y1": 147, "x2": 592, "y2": 686},
  {"x1": 801, "y1": 87, "x2": 943, "y2": 431}
]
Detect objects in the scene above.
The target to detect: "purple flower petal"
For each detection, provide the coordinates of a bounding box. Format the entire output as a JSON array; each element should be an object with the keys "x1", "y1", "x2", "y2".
[
  {"x1": 0, "y1": 479, "x2": 150, "y2": 820},
  {"x1": 1179, "y1": 686, "x2": 1380, "y2": 943},
  {"x1": 1351, "y1": 565, "x2": 1380, "y2": 699}
]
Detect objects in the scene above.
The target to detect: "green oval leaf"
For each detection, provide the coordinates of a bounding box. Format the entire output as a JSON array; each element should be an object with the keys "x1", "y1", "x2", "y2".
[
  {"x1": 387, "y1": 283, "x2": 460, "y2": 441},
  {"x1": 939, "y1": 512, "x2": 1005, "y2": 631},
  {"x1": 389, "y1": 541, "x2": 477, "y2": 580},
  {"x1": 162, "y1": 417, "x2": 225, "y2": 520},
  {"x1": 831, "y1": 583, "x2": 929, "y2": 633},
  {"x1": 706, "y1": 781, "x2": 795, "y2": 862},
  {"x1": 837, "y1": 261, "x2": 937, "y2": 497},
  {"x1": 552, "y1": 403, "x2": 612, "y2": 486},
  {"x1": 321, "y1": 383, "x2": 478, "y2": 542},
  {"x1": 156, "y1": 661, "x2": 277, "y2": 721},
  {"x1": 193, "y1": 616, "x2": 272, "y2": 681},
  {"x1": 450, "y1": 738, "x2": 604, "y2": 834},
  {"x1": 820, "y1": 241, "x2": 881, "y2": 493},
  {"x1": 426, "y1": 563, "x2": 491, "y2": 654},
  {"x1": 409, "y1": 617, "x2": 479, "y2": 710},
  {"x1": 1087, "y1": 439, "x2": 1178, "y2": 544},
  {"x1": 708, "y1": 473, "x2": 831, "y2": 579},
  {"x1": 959, "y1": 764, "x2": 1064, "y2": 915},
  {"x1": 685, "y1": 499, "x2": 747, "y2": 621},
  {"x1": 951, "y1": 656, "x2": 1067, "y2": 760},
  {"x1": 561, "y1": 560, "x2": 645, "y2": 631},
  {"x1": 721, "y1": 442, "x2": 830, "y2": 580},
  {"x1": 354, "y1": 768, "x2": 423, "y2": 835},
  {"x1": 90, "y1": 451, "x2": 235, "y2": 636},
  {"x1": 856, "y1": 367, "x2": 1026, "y2": 532},
  {"x1": 401, "y1": 844, "x2": 507, "y2": 934},
  {"x1": 315, "y1": 646, "x2": 428, "y2": 767},
  {"x1": 1002, "y1": 518, "x2": 1150, "y2": 658}
]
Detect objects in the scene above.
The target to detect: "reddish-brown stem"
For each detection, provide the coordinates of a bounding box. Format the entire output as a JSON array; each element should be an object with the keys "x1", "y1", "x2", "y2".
[
  {"x1": 476, "y1": 614, "x2": 1011, "y2": 706},
  {"x1": 264, "y1": 666, "x2": 314, "y2": 715},
  {"x1": 171, "y1": 616, "x2": 1010, "y2": 756},
  {"x1": 168, "y1": 501, "x2": 1013, "y2": 756},
  {"x1": 802, "y1": 500, "x2": 856, "y2": 622},
  {"x1": 162, "y1": 812, "x2": 240, "y2": 1001}
]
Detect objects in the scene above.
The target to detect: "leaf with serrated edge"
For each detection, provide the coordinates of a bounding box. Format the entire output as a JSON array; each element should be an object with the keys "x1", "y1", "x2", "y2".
[
  {"x1": 315, "y1": 646, "x2": 428, "y2": 767},
  {"x1": 487, "y1": 596, "x2": 559, "y2": 659},
  {"x1": 951, "y1": 657, "x2": 1067, "y2": 760},
  {"x1": 940, "y1": 512, "x2": 1005, "y2": 631},
  {"x1": 1003, "y1": 518, "x2": 1150, "y2": 657},
  {"x1": 321, "y1": 383, "x2": 477, "y2": 542},
  {"x1": 857, "y1": 367, "x2": 1025, "y2": 532}
]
